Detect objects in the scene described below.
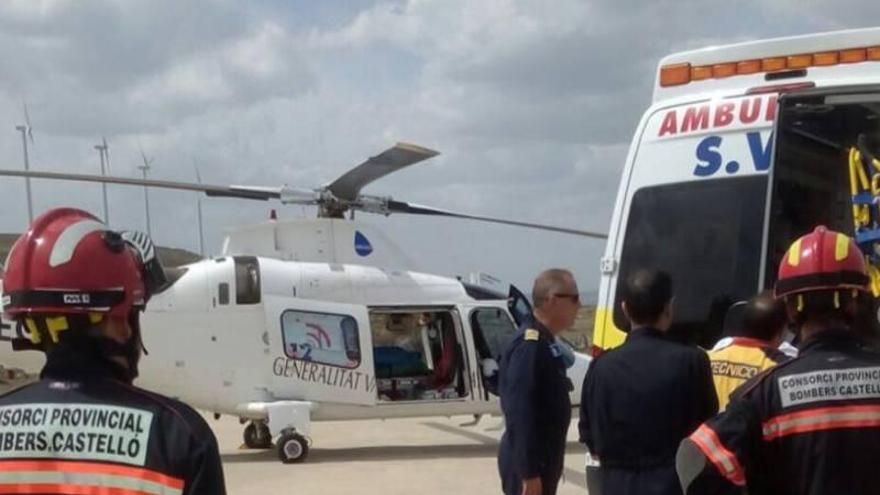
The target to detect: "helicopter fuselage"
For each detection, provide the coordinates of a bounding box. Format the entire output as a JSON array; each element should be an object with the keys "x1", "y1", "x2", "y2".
[{"x1": 0, "y1": 256, "x2": 590, "y2": 440}]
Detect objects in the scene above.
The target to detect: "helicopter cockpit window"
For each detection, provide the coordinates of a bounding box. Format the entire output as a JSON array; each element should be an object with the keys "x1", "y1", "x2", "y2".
[
  {"x1": 281, "y1": 310, "x2": 361, "y2": 369},
  {"x1": 234, "y1": 256, "x2": 261, "y2": 305}
]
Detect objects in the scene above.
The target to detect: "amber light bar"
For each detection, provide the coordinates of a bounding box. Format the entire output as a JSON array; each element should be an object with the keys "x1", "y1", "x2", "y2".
[{"x1": 660, "y1": 46, "x2": 880, "y2": 87}]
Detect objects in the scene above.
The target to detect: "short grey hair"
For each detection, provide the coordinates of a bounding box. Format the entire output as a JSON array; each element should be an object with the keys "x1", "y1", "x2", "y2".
[{"x1": 532, "y1": 268, "x2": 575, "y2": 309}]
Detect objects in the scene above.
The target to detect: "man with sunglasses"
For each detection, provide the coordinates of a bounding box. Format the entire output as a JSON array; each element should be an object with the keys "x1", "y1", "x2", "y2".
[
  {"x1": 579, "y1": 269, "x2": 717, "y2": 495},
  {"x1": 497, "y1": 268, "x2": 580, "y2": 495}
]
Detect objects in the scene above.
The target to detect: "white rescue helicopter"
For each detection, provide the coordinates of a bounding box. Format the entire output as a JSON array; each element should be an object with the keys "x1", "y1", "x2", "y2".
[{"x1": 0, "y1": 143, "x2": 604, "y2": 463}]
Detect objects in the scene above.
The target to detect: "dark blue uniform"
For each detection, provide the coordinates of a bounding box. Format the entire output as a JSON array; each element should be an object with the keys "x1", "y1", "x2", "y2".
[
  {"x1": 580, "y1": 327, "x2": 717, "y2": 495},
  {"x1": 498, "y1": 321, "x2": 572, "y2": 495},
  {"x1": 679, "y1": 330, "x2": 880, "y2": 495}
]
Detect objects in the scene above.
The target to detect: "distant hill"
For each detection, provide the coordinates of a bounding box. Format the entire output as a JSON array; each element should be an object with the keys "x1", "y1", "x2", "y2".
[
  {"x1": 0, "y1": 234, "x2": 18, "y2": 262},
  {"x1": 155, "y1": 246, "x2": 203, "y2": 267},
  {"x1": 564, "y1": 305, "x2": 595, "y2": 352},
  {"x1": 0, "y1": 233, "x2": 202, "y2": 274},
  {"x1": 580, "y1": 289, "x2": 599, "y2": 306}
]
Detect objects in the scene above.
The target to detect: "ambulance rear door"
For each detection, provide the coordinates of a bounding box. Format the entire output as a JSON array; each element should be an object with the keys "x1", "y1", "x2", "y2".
[{"x1": 594, "y1": 93, "x2": 777, "y2": 348}]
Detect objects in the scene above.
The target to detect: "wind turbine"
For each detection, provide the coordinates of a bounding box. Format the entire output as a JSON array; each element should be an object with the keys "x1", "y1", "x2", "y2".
[
  {"x1": 192, "y1": 158, "x2": 206, "y2": 258},
  {"x1": 93, "y1": 137, "x2": 110, "y2": 224},
  {"x1": 137, "y1": 145, "x2": 154, "y2": 237},
  {"x1": 14, "y1": 102, "x2": 35, "y2": 222}
]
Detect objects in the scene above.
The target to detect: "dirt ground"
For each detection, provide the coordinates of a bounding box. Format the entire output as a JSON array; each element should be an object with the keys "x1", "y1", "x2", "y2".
[{"x1": 217, "y1": 414, "x2": 590, "y2": 494}]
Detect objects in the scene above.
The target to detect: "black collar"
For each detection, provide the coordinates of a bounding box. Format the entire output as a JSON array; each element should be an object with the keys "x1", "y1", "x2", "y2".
[
  {"x1": 41, "y1": 335, "x2": 131, "y2": 384},
  {"x1": 627, "y1": 327, "x2": 666, "y2": 341},
  {"x1": 798, "y1": 329, "x2": 864, "y2": 354}
]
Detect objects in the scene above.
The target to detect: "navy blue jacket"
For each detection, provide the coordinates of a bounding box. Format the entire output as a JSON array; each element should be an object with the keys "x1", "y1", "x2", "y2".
[
  {"x1": 580, "y1": 327, "x2": 717, "y2": 467},
  {"x1": 498, "y1": 320, "x2": 572, "y2": 482}
]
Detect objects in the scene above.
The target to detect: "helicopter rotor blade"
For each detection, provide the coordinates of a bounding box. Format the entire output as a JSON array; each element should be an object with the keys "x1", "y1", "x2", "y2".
[
  {"x1": 327, "y1": 142, "x2": 439, "y2": 201},
  {"x1": 0, "y1": 154, "x2": 606, "y2": 240},
  {"x1": 0, "y1": 169, "x2": 303, "y2": 202},
  {"x1": 385, "y1": 200, "x2": 607, "y2": 239}
]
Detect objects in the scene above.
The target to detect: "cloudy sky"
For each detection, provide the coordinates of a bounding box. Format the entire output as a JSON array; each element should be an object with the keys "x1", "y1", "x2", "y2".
[{"x1": 0, "y1": 0, "x2": 875, "y2": 294}]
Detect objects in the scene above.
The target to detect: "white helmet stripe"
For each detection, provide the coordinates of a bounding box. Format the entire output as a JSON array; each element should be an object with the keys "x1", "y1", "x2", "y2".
[{"x1": 49, "y1": 219, "x2": 107, "y2": 267}]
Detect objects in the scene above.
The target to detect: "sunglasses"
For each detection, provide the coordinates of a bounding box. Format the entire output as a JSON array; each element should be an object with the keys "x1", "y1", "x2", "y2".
[{"x1": 553, "y1": 293, "x2": 580, "y2": 304}]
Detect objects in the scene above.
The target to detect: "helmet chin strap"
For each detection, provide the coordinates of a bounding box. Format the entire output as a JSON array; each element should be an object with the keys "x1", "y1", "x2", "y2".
[
  {"x1": 130, "y1": 310, "x2": 149, "y2": 357},
  {"x1": 121, "y1": 311, "x2": 147, "y2": 381}
]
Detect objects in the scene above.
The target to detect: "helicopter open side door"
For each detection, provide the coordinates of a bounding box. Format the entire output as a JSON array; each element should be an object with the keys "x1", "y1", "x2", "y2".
[
  {"x1": 507, "y1": 284, "x2": 533, "y2": 326},
  {"x1": 265, "y1": 295, "x2": 376, "y2": 406},
  {"x1": 461, "y1": 303, "x2": 518, "y2": 405}
]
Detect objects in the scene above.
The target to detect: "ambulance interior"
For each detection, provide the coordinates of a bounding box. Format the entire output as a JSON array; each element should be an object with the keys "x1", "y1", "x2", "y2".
[
  {"x1": 370, "y1": 309, "x2": 467, "y2": 402},
  {"x1": 766, "y1": 89, "x2": 880, "y2": 337},
  {"x1": 767, "y1": 90, "x2": 877, "y2": 282}
]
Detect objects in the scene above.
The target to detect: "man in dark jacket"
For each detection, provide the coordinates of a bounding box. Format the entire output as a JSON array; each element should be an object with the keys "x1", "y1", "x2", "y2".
[
  {"x1": 498, "y1": 268, "x2": 579, "y2": 495},
  {"x1": 0, "y1": 208, "x2": 225, "y2": 495},
  {"x1": 580, "y1": 269, "x2": 717, "y2": 495}
]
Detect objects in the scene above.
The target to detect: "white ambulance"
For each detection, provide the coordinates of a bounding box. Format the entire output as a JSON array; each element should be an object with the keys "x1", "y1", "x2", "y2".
[{"x1": 592, "y1": 27, "x2": 880, "y2": 353}]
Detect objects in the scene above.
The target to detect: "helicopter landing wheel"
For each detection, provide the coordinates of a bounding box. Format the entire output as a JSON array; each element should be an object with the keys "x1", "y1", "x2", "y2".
[
  {"x1": 243, "y1": 422, "x2": 272, "y2": 449},
  {"x1": 277, "y1": 431, "x2": 309, "y2": 464}
]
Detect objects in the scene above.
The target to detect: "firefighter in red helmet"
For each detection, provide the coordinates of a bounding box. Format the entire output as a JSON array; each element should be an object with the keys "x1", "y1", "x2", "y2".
[
  {"x1": 0, "y1": 208, "x2": 226, "y2": 494},
  {"x1": 676, "y1": 226, "x2": 880, "y2": 495}
]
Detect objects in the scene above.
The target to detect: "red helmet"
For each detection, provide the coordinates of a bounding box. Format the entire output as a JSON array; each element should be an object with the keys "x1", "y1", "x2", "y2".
[
  {"x1": 775, "y1": 226, "x2": 869, "y2": 298},
  {"x1": 2, "y1": 208, "x2": 147, "y2": 319}
]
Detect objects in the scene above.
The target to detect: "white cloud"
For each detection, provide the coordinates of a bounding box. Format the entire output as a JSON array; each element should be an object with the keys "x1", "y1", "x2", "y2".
[{"x1": 127, "y1": 21, "x2": 314, "y2": 116}]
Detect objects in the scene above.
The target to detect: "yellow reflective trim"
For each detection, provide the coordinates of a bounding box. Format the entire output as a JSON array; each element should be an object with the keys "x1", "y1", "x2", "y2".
[
  {"x1": 849, "y1": 147, "x2": 871, "y2": 227},
  {"x1": 24, "y1": 318, "x2": 40, "y2": 344},
  {"x1": 592, "y1": 307, "x2": 626, "y2": 351},
  {"x1": 89, "y1": 312, "x2": 104, "y2": 324},
  {"x1": 524, "y1": 329, "x2": 540, "y2": 341},
  {"x1": 797, "y1": 294, "x2": 804, "y2": 312},
  {"x1": 870, "y1": 264, "x2": 880, "y2": 297},
  {"x1": 849, "y1": 148, "x2": 862, "y2": 224},
  {"x1": 834, "y1": 290, "x2": 840, "y2": 309},
  {"x1": 45, "y1": 316, "x2": 68, "y2": 343},
  {"x1": 849, "y1": 147, "x2": 859, "y2": 194},
  {"x1": 835, "y1": 234, "x2": 850, "y2": 261},
  {"x1": 787, "y1": 239, "x2": 802, "y2": 267}
]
